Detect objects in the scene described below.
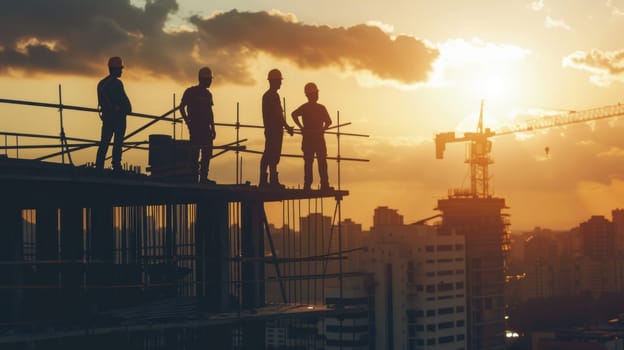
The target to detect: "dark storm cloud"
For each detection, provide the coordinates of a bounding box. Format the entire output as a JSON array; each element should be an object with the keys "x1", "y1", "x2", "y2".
[
  {"x1": 0, "y1": 0, "x2": 194, "y2": 77},
  {"x1": 190, "y1": 10, "x2": 439, "y2": 84},
  {"x1": 0, "y1": 2, "x2": 439, "y2": 84}
]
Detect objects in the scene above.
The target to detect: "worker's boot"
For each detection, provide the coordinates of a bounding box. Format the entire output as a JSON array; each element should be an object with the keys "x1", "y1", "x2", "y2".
[
  {"x1": 320, "y1": 182, "x2": 334, "y2": 191},
  {"x1": 259, "y1": 171, "x2": 269, "y2": 188},
  {"x1": 270, "y1": 172, "x2": 285, "y2": 189}
]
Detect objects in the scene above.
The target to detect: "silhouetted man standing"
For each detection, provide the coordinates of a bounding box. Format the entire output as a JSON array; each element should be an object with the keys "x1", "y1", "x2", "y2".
[
  {"x1": 180, "y1": 67, "x2": 217, "y2": 184},
  {"x1": 291, "y1": 82, "x2": 333, "y2": 191},
  {"x1": 259, "y1": 68, "x2": 293, "y2": 188},
  {"x1": 96, "y1": 56, "x2": 132, "y2": 171}
]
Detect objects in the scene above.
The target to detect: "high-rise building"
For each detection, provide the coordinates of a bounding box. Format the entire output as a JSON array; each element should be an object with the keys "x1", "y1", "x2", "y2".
[
  {"x1": 522, "y1": 230, "x2": 558, "y2": 300},
  {"x1": 436, "y1": 197, "x2": 508, "y2": 350},
  {"x1": 580, "y1": 215, "x2": 615, "y2": 259},
  {"x1": 363, "y1": 218, "x2": 467, "y2": 350},
  {"x1": 613, "y1": 209, "x2": 624, "y2": 253},
  {"x1": 299, "y1": 213, "x2": 334, "y2": 304},
  {"x1": 373, "y1": 206, "x2": 404, "y2": 227},
  {"x1": 341, "y1": 218, "x2": 365, "y2": 272},
  {"x1": 324, "y1": 278, "x2": 372, "y2": 350}
]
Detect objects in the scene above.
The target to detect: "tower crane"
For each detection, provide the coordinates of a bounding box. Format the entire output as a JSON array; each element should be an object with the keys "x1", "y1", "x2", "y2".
[{"x1": 435, "y1": 101, "x2": 624, "y2": 198}]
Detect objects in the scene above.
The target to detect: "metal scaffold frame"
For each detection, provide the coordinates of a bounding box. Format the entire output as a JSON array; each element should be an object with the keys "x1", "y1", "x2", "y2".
[{"x1": 0, "y1": 86, "x2": 371, "y2": 350}]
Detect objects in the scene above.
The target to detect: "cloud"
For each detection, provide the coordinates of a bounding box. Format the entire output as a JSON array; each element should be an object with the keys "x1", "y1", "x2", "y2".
[
  {"x1": 190, "y1": 10, "x2": 438, "y2": 85},
  {"x1": 429, "y1": 38, "x2": 531, "y2": 86},
  {"x1": 563, "y1": 49, "x2": 624, "y2": 85},
  {"x1": 545, "y1": 15, "x2": 572, "y2": 31},
  {"x1": 0, "y1": 1, "x2": 439, "y2": 86},
  {"x1": 526, "y1": 1, "x2": 573, "y2": 32},
  {"x1": 435, "y1": 38, "x2": 530, "y2": 68},
  {"x1": 606, "y1": 0, "x2": 624, "y2": 16},
  {"x1": 529, "y1": 0, "x2": 545, "y2": 11},
  {"x1": 597, "y1": 146, "x2": 624, "y2": 158}
]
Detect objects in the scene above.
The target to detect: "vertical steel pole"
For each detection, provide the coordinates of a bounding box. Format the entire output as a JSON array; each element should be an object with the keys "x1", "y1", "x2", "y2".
[
  {"x1": 236, "y1": 102, "x2": 240, "y2": 184},
  {"x1": 172, "y1": 93, "x2": 176, "y2": 140},
  {"x1": 58, "y1": 84, "x2": 66, "y2": 164}
]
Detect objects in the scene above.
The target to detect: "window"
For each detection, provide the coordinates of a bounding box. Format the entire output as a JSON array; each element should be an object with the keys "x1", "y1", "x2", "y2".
[
  {"x1": 457, "y1": 334, "x2": 465, "y2": 340},
  {"x1": 425, "y1": 245, "x2": 434, "y2": 252},
  {"x1": 426, "y1": 285, "x2": 435, "y2": 293},
  {"x1": 408, "y1": 309, "x2": 424, "y2": 319},
  {"x1": 438, "y1": 307, "x2": 454, "y2": 315},
  {"x1": 427, "y1": 324, "x2": 436, "y2": 331},
  {"x1": 456, "y1": 306, "x2": 465, "y2": 313},
  {"x1": 456, "y1": 320, "x2": 465, "y2": 327},
  {"x1": 438, "y1": 336, "x2": 454, "y2": 344},
  {"x1": 438, "y1": 270, "x2": 454, "y2": 276},
  {"x1": 426, "y1": 272, "x2": 435, "y2": 277},
  {"x1": 455, "y1": 244, "x2": 464, "y2": 251},
  {"x1": 439, "y1": 321, "x2": 454, "y2": 329},
  {"x1": 427, "y1": 309, "x2": 435, "y2": 316},
  {"x1": 438, "y1": 282, "x2": 454, "y2": 292},
  {"x1": 437, "y1": 244, "x2": 453, "y2": 252},
  {"x1": 427, "y1": 338, "x2": 436, "y2": 345},
  {"x1": 455, "y1": 282, "x2": 464, "y2": 289}
]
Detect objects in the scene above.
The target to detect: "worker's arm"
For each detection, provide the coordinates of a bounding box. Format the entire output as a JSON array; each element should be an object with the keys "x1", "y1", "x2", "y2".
[
  {"x1": 291, "y1": 109, "x2": 304, "y2": 130},
  {"x1": 179, "y1": 89, "x2": 190, "y2": 124},
  {"x1": 322, "y1": 105, "x2": 332, "y2": 130},
  {"x1": 282, "y1": 107, "x2": 294, "y2": 136},
  {"x1": 290, "y1": 105, "x2": 304, "y2": 130},
  {"x1": 210, "y1": 112, "x2": 216, "y2": 140}
]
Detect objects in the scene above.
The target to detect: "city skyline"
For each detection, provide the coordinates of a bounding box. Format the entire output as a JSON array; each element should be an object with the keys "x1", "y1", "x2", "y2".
[{"x1": 1, "y1": 0, "x2": 624, "y2": 230}]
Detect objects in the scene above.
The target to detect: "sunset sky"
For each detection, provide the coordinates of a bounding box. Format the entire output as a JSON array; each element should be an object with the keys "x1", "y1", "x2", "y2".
[{"x1": 1, "y1": 0, "x2": 624, "y2": 230}]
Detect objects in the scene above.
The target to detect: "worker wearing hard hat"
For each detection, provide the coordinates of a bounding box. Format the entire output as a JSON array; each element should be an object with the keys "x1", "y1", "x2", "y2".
[
  {"x1": 291, "y1": 82, "x2": 333, "y2": 191},
  {"x1": 179, "y1": 67, "x2": 217, "y2": 184},
  {"x1": 96, "y1": 56, "x2": 132, "y2": 171},
  {"x1": 259, "y1": 68, "x2": 294, "y2": 188}
]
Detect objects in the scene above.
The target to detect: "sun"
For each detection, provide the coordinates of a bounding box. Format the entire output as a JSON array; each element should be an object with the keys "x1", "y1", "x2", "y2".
[{"x1": 477, "y1": 74, "x2": 507, "y2": 100}]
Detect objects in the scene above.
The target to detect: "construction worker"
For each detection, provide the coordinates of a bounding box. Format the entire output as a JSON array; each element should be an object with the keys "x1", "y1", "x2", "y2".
[
  {"x1": 291, "y1": 82, "x2": 333, "y2": 191},
  {"x1": 259, "y1": 68, "x2": 294, "y2": 188},
  {"x1": 96, "y1": 56, "x2": 132, "y2": 171},
  {"x1": 179, "y1": 67, "x2": 217, "y2": 184}
]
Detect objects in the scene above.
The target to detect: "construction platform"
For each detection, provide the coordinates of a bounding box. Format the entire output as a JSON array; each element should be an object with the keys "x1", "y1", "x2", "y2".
[
  {"x1": 0, "y1": 156, "x2": 348, "y2": 208},
  {"x1": 0, "y1": 156, "x2": 360, "y2": 349}
]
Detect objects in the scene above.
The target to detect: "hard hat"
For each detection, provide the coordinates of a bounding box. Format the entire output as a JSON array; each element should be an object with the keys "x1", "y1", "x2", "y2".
[
  {"x1": 267, "y1": 69, "x2": 283, "y2": 80},
  {"x1": 108, "y1": 56, "x2": 124, "y2": 68},
  {"x1": 304, "y1": 82, "x2": 318, "y2": 94},
  {"x1": 198, "y1": 67, "x2": 212, "y2": 78}
]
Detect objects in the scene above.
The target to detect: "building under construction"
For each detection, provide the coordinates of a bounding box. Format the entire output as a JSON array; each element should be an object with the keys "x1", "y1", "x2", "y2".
[
  {"x1": 0, "y1": 93, "x2": 370, "y2": 349},
  {"x1": 436, "y1": 194, "x2": 510, "y2": 350}
]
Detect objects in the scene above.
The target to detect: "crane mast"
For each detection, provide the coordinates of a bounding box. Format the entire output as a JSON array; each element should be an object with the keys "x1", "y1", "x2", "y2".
[{"x1": 435, "y1": 101, "x2": 624, "y2": 198}]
